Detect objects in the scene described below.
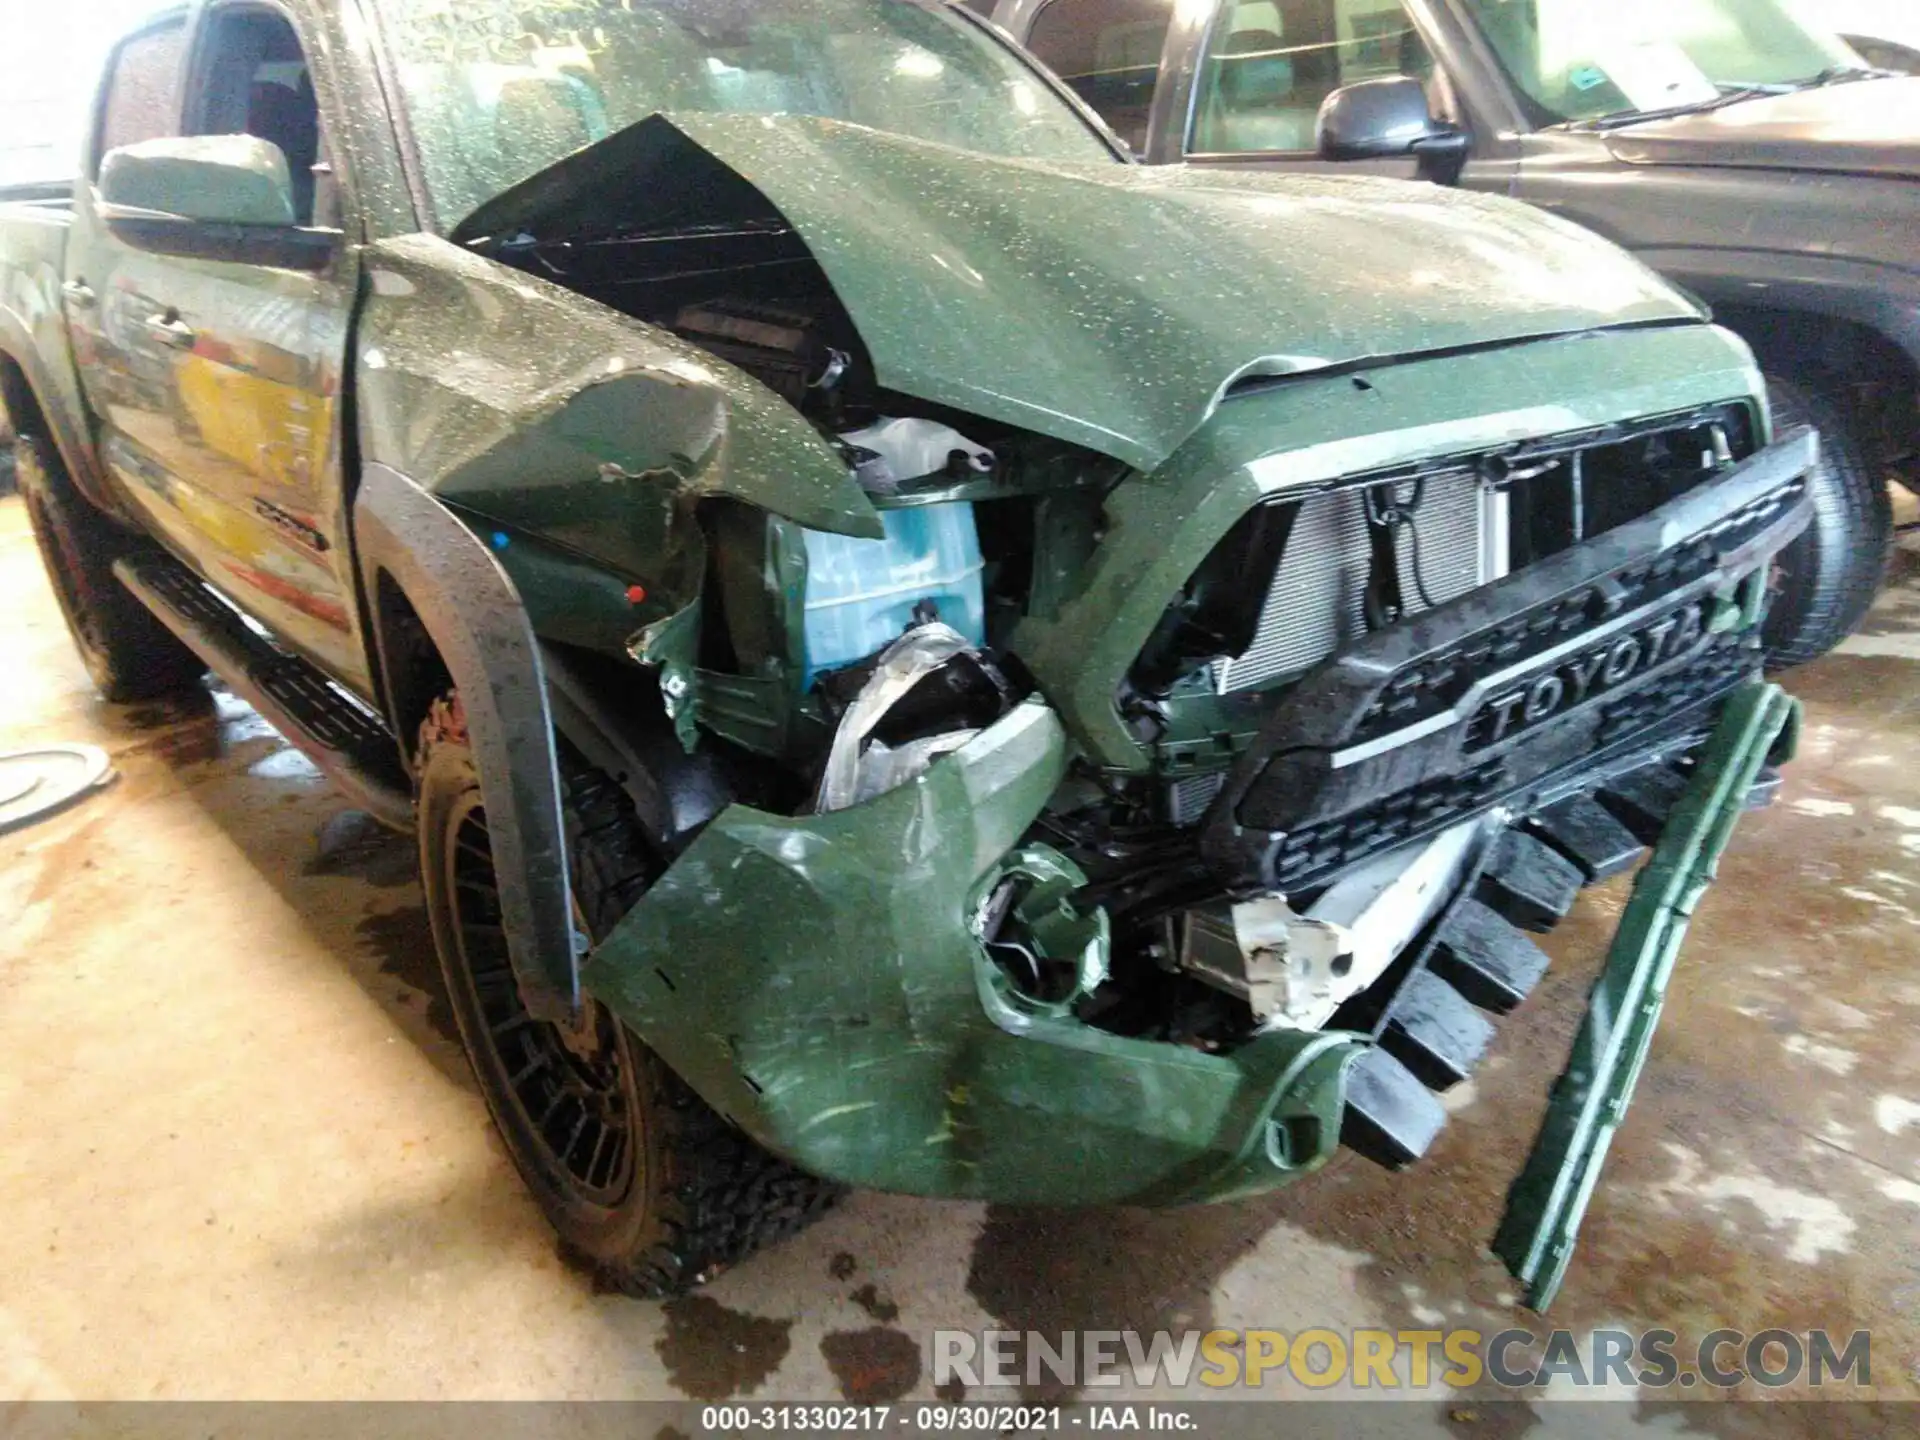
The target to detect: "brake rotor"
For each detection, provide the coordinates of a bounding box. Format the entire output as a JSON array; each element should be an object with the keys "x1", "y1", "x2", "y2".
[{"x1": 0, "y1": 745, "x2": 116, "y2": 835}]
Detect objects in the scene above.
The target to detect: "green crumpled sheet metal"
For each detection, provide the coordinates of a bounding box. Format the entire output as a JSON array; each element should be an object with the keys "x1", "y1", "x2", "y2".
[
  {"x1": 455, "y1": 111, "x2": 1701, "y2": 476},
  {"x1": 581, "y1": 699, "x2": 1364, "y2": 1204},
  {"x1": 1494, "y1": 681, "x2": 1802, "y2": 1310}
]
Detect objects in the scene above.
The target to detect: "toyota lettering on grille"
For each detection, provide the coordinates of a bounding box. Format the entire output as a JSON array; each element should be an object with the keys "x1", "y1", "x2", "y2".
[{"x1": 1464, "y1": 600, "x2": 1712, "y2": 751}]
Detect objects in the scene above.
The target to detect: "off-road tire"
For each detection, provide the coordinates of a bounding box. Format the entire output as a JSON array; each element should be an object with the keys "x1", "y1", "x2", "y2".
[
  {"x1": 415, "y1": 693, "x2": 840, "y2": 1295},
  {"x1": 15, "y1": 435, "x2": 205, "y2": 702},
  {"x1": 1761, "y1": 374, "x2": 1893, "y2": 670}
]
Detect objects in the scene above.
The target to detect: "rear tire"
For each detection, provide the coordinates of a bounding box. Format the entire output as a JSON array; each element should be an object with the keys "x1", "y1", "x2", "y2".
[
  {"x1": 1760, "y1": 374, "x2": 1893, "y2": 670},
  {"x1": 415, "y1": 692, "x2": 840, "y2": 1295},
  {"x1": 15, "y1": 434, "x2": 204, "y2": 702}
]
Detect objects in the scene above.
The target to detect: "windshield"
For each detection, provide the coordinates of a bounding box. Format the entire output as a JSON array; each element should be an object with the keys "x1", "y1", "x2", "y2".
[
  {"x1": 370, "y1": 0, "x2": 1117, "y2": 229},
  {"x1": 1461, "y1": 0, "x2": 1865, "y2": 123}
]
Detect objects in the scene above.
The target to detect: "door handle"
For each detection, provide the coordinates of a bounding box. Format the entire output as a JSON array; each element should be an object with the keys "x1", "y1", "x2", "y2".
[
  {"x1": 61, "y1": 280, "x2": 96, "y2": 309},
  {"x1": 143, "y1": 313, "x2": 196, "y2": 349}
]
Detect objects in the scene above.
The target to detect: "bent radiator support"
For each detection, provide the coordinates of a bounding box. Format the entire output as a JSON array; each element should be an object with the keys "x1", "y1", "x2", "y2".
[{"x1": 1493, "y1": 681, "x2": 1801, "y2": 1311}]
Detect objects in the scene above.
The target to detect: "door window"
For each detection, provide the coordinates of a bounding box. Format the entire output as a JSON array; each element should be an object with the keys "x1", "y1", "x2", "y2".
[
  {"x1": 1189, "y1": 0, "x2": 1434, "y2": 154},
  {"x1": 94, "y1": 21, "x2": 189, "y2": 171},
  {"x1": 1025, "y1": 0, "x2": 1177, "y2": 151},
  {"x1": 188, "y1": 7, "x2": 327, "y2": 224}
]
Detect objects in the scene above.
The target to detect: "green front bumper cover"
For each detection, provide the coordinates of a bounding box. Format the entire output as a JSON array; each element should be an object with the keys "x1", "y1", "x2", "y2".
[{"x1": 582, "y1": 701, "x2": 1363, "y2": 1205}]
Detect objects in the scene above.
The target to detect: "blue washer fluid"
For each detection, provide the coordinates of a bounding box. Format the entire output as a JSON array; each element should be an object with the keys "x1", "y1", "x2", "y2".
[{"x1": 800, "y1": 502, "x2": 986, "y2": 686}]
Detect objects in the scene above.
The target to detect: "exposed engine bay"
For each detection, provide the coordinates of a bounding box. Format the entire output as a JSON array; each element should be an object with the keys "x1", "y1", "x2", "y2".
[{"x1": 483, "y1": 181, "x2": 1783, "y2": 1083}]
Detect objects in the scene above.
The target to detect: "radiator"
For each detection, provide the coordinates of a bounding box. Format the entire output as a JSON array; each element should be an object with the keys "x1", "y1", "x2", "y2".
[{"x1": 1169, "y1": 472, "x2": 1499, "y2": 825}]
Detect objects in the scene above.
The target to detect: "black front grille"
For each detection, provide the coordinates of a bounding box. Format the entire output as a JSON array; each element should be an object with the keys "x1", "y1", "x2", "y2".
[
  {"x1": 1594, "y1": 635, "x2": 1761, "y2": 749},
  {"x1": 1267, "y1": 760, "x2": 1511, "y2": 891},
  {"x1": 1350, "y1": 475, "x2": 1806, "y2": 748},
  {"x1": 1197, "y1": 430, "x2": 1816, "y2": 892},
  {"x1": 1149, "y1": 405, "x2": 1769, "y2": 836},
  {"x1": 1262, "y1": 635, "x2": 1762, "y2": 892}
]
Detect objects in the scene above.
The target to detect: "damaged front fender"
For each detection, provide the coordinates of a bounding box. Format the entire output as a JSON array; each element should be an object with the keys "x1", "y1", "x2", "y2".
[
  {"x1": 581, "y1": 700, "x2": 1364, "y2": 1204},
  {"x1": 353, "y1": 233, "x2": 882, "y2": 628}
]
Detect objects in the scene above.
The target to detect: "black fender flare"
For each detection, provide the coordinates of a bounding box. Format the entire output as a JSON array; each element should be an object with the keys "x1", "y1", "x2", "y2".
[
  {"x1": 352, "y1": 461, "x2": 579, "y2": 1023},
  {"x1": 538, "y1": 640, "x2": 731, "y2": 856},
  {"x1": 1636, "y1": 247, "x2": 1920, "y2": 374},
  {"x1": 0, "y1": 326, "x2": 119, "y2": 516}
]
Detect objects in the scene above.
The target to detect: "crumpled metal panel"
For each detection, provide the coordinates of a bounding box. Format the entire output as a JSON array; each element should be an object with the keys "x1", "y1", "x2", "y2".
[
  {"x1": 456, "y1": 111, "x2": 1704, "y2": 473},
  {"x1": 581, "y1": 700, "x2": 1363, "y2": 1204},
  {"x1": 353, "y1": 232, "x2": 883, "y2": 619},
  {"x1": 1012, "y1": 323, "x2": 1764, "y2": 770},
  {"x1": 1495, "y1": 682, "x2": 1801, "y2": 1310}
]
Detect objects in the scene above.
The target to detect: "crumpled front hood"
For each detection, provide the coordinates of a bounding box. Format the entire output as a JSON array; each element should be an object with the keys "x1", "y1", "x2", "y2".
[
  {"x1": 457, "y1": 113, "x2": 1703, "y2": 472},
  {"x1": 1605, "y1": 78, "x2": 1920, "y2": 180}
]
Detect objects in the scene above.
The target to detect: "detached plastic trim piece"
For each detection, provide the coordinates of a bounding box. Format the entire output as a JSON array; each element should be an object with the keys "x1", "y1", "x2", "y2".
[
  {"x1": 1493, "y1": 681, "x2": 1800, "y2": 1311},
  {"x1": 0, "y1": 744, "x2": 116, "y2": 835}
]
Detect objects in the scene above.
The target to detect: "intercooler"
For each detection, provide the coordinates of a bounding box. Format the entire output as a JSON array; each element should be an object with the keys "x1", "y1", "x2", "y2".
[{"x1": 1169, "y1": 471, "x2": 1503, "y2": 824}]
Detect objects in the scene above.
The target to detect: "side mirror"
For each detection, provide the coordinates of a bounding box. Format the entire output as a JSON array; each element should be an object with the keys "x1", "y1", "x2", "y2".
[
  {"x1": 96, "y1": 134, "x2": 336, "y2": 271},
  {"x1": 1316, "y1": 76, "x2": 1468, "y2": 182}
]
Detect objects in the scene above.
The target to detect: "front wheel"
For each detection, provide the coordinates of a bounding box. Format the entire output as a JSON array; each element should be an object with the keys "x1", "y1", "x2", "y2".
[
  {"x1": 415, "y1": 693, "x2": 839, "y2": 1295},
  {"x1": 1761, "y1": 374, "x2": 1893, "y2": 670}
]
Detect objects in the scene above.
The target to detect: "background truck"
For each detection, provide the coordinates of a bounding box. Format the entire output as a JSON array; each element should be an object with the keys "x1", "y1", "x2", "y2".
[
  {"x1": 993, "y1": 0, "x2": 1908, "y2": 667},
  {"x1": 1, "y1": 0, "x2": 1812, "y2": 1295}
]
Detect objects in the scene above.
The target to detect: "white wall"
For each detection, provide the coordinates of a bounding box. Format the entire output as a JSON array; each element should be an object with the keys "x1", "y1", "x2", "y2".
[
  {"x1": 1790, "y1": 0, "x2": 1920, "y2": 50},
  {"x1": 0, "y1": 0, "x2": 158, "y2": 185}
]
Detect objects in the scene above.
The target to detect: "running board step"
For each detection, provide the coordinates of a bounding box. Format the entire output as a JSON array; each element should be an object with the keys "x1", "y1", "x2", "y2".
[
  {"x1": 1527, "y1": 794, "x2": 1645, "y2": 884},
  {"x1": 1343, "y1": 883, "x2": 1554, "y2": 1170},
  {"x1": 1428, "y1": 898, "x2": 1552, "y2": 1015},
  {"x1": 1342, "y1": 741, "x2": 1770, "y2": 1172},
  {"x1": 1602, "y1": 760, "x2": 1781, "y2": 845},
  {"x1": 1598, "y1": 765, "x2": 1691, "y2": 846},
  {"x1": 1341, "y1": 1047, "x2": 1449, "y2": 1169},
  {"x1": 113, "y1": 554, "x2": 412, "y2": 829},
  {"x1": 1478, "y1": 830, "x2": 1584, "y2": 933},
  {"x1": 1381, "y1": 969, "x2": 1496, "y2": 1092}
]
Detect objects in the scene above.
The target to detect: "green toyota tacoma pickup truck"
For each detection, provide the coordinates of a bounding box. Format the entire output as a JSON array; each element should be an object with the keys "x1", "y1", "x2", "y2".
[{"x1": 0, "y1": 0, "x2": 1813, "y2": 1294}]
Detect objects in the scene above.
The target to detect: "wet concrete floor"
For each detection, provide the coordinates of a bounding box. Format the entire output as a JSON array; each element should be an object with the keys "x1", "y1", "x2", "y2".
[{"x1": 1, "y1": 492, "x2": 1917, "y2": 1417}]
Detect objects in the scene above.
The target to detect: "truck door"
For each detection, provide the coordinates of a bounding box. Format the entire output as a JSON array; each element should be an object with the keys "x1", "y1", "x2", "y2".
[
  {"x1": 1011, "y1": 0, "x2": 1181, "y2": 157},
  {"x1": 65, "y1": 15, "x2": 198, "y2": 547},
  {"x1": 1180, "y1": 0, "x2": 1489, "y2": 177},
  {"x1": 72, "y1": 2, "x2": 368, "y2": 690},
  {"x1": 1016, "y1": 0, "x2": 1521, "y2": 192}
]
